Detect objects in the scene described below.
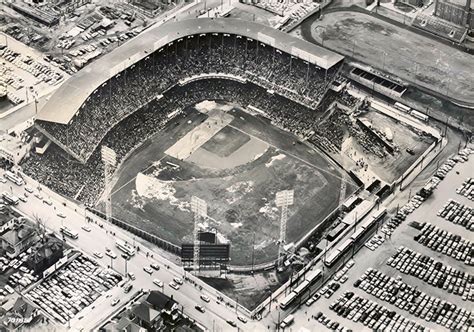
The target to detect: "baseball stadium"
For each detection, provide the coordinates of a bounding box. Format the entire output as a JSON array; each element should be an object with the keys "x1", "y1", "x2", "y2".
[{"x1": 21, "y1": 18, "x2": 364, "y2": 268}]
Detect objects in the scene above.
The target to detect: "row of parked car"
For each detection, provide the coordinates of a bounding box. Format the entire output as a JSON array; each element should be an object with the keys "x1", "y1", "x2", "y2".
[
  {"x1": 0, "y1": 45, "x2": 64, "y2": 86},
  {"x1": 0, "y1": 62, "x2": 23, "y2": 90},
  {"x1": 387, "y1": 246, "x2": 473, "y2": 301},
  {"x1": 25, "y1": 255, "x2": 121, "y2": 325},
  {"x1": 365, "y1": 233, "x2": 386, "y2": 251},
  {"x1": 313, "y1": 311, "x2": 350, "y2": 332},
  {"x1": 415, "y1": 222, "x2": 473, "y2": 266},
  {"x1": 433, "y1": 148, "x2": 472, "y2": 182},
  {"x1": 457, "y1": 178, "x2": 474, "y2": 201},
  {"x1": 0, "y1": 252, "x2": 26, "y2": 273},
  {"x1": 379, "y1": 193, "x2": 426, "y2": 238},
  {"x1": 329, "y1": 292, "x2": 427, "y2": 331},
  {"x1": 437, "y1": 199, "x2": 473, "y2": 231},
  {"x1": 355, "y1": 268, "x2": 472, "y2": 330},
  {"x1": 5, "y1": 269, "x2": 38, "y2": 292},
  {"x1": 0, "y1": 249, "x2": 37, "y2": 296}
]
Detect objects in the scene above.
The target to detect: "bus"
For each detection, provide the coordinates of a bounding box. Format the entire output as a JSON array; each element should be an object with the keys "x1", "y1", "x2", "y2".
[
  {"x1": 279, "y1": 292, "x2": 298, "y2": 310},
  {"x1": 293, "y1": 280, "x2": 310, "y2": 296},
  {"x1": 4, "y1": 171, "x2": 24, "y2": 186},
  {"x1": 116, "y1": 240, "x2": 135, "y2": 256},
  {"x1": 394, "y1": 102, "x2": 411, "y2": 113},
  {"x1": 410, "y1": 110, "x2": 429, "y2": 122},
  {"x1": 60, "y1": 226, "x2": 78, "y2": 239},
  {"x1": 306, "y1": 269, "x2": 323, "y2": 283},
  {"x1": 280, "y1": 270, "x2": 323, "y2": 309},
  {"x1": 2, "y1": 192, "x2": 19, "y2": 205},
  {"x1": 280, "y1": 314, "x2": 294, "y2": 329},
  {"x1": 325, "y1": 238, "x2": 354, "y2": 267}
]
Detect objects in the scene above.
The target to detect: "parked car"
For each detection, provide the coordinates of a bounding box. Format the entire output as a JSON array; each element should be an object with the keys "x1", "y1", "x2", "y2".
[
  {"x1": 153, "y1": 279, "x2": 163, "y2": 288},
  {"x1": 93, "y1": 252, "x2": 103, "y2": 259}
]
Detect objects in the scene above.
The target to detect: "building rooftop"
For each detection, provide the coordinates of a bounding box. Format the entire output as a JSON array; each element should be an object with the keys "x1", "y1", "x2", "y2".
[
  {"x1": 1, "y1": 224, "x2": 36, "y2": 246},
  {"x1": 36, "y1": 17, "x2": 344, "y2": 124},
  {"x1": 146, "y1": 291, "x2": 178, "y2": 312},
  {"x1": 0, "y1": 207, "x2": 21, "y2": 228},
  {"x1": 133, "y1": 303, "x2": 161, "y2": 324}
]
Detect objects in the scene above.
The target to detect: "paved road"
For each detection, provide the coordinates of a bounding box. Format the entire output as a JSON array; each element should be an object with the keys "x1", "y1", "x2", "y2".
[{"x1": 0, "y1": 170, "x2": 261, "y2": 331}]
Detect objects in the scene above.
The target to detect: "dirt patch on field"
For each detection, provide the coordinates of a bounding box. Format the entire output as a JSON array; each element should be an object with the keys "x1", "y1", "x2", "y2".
[{"x1": 294, "y1": 10, "x2": 474, "y2": 104}]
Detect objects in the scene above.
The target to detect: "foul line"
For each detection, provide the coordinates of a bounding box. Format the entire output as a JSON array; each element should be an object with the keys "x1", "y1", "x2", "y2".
[{"x1": 228, "y1": 124, "x2": 355, "y2": 186}]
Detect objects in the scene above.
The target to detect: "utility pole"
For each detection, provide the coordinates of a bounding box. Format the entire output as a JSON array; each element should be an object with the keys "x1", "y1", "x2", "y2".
[{"x1": 251, "y1": 232, "x2": 255, "y2": 273}]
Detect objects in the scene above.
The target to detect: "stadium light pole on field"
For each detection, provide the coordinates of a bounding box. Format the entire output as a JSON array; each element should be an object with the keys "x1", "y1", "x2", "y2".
[
  {"x1": 101, "y1": 146, "x2": 117, "y2": 230},
  {"x1": 276, "y1": 189, "x2": 294, "y2": 266},
  {"x1": 191, "y1": 196, "x2": 207, "y2": 275}
]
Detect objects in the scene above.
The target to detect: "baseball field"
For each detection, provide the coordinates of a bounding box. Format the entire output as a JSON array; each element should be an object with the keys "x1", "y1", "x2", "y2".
[{"x1": 108, "y1": 101, "x2": 358, "y2": 265}]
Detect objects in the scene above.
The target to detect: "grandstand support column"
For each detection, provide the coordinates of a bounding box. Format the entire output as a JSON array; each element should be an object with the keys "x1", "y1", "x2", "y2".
[
  {"x1": 233, "y1": 35, "x2": 237, "y2": 57},
  {"x1": 276, "y1": 190, "x2": 294, "y2": 266},
  {"x1": 101, "y1": 146, "x2": 117, "y2": 229},
  {"x1": 306, "y1": 63, "x2": 310, "y2": 86},
  {"x1": 191, "y1": 196, "x2": 207, "y2": 275}
]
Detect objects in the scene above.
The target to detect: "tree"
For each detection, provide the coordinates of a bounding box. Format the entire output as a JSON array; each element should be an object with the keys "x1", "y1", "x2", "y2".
[{"x1": 32, "y1": 213, "x2": 47, "y2": 243}]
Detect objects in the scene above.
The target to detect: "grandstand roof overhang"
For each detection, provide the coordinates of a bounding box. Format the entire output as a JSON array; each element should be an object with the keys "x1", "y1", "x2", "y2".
[{"x1": 37, "y1": 18, "x2": 344, "y2": 124}]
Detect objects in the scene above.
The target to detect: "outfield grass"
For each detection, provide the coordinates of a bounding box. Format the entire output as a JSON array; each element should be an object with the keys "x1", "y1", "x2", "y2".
[{"x1": 108, "y1": 102, "x2": 358, "y2": 265}]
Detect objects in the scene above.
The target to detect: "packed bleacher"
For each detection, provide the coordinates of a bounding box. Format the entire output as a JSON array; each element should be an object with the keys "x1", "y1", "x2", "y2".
[
  {"x1": 23, "y1": 79, "x2": 323, "y2": 204},
  {"x1": 36, "y1": 33, "x2": 341, "y2": 163}
]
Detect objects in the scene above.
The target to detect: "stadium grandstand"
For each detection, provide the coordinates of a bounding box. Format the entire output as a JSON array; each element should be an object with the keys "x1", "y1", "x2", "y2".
[{"x1": 34, "y1": 18, "x2": 344, "y2": 164}]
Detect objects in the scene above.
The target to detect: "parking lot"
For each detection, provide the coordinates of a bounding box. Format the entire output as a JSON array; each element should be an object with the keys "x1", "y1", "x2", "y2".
[
  {"x1": 0, "y1": 33, "x2": 68, "y2": 114},
  {"x1": 457, "y1": 178, "x2": 473, "y2": 201},
  {"x1": 288, "y1": 147, "x2": 473, "y2": 331},
  {"x1": 24, "y1": 254, "x2": 122, "y2": 326},
  {"x1": 0, "y1": 249, "x2": 39, "y2": 298}
]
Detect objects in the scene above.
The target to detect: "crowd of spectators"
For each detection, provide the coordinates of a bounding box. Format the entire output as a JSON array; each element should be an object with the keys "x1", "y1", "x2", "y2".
[
  {"x1": 36, "y1": 33, "x2": 341, "y2": 163},
  {"x1": 23, "y1": 78, "x2": 324, "y2": 204},
  {"x1": 309, "y1": 106, "x2": 351, "y2": 153},
  {"x1": 337, "y1": 90, "x2": 360, "y2": 109}
]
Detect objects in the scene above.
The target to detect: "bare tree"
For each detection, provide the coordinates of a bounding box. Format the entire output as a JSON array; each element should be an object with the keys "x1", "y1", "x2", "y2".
[{"x1": 32, "y1": 213, "x2": 47, "y2": 243}]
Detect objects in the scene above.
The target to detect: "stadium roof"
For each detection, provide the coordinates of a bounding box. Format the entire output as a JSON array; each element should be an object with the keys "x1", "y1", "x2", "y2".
[{"x1": 37, "y1": 18, "x2": 344, "y2": 124}]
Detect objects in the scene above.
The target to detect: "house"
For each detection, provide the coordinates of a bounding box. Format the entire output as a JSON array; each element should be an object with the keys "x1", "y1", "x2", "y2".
[
  {"x1": 3, "y1": 297, "x2": 40, "y2": 329},
  {"x1": 0, "y1": 224, "x2": 37, "y2": 258},
  {"x1": 145, "y1": 291, "x2": 180, "y2": 322},
  {"x1": 0, "y1": 206, "x2": 21, "y2": 234},
  {"x1": 101, "y1": 314, "x2": 148, "y2": 332},
  {"x1": 131, "y1": 303, "x2": 162, "y2": 331}
]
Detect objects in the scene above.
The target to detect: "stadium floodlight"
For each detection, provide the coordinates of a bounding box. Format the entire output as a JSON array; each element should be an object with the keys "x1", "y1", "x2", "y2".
[
  {"x1": 276, "y1": 190, "x2": 294, "y2": 207},
  {"x1": 191, "y1": 196, "x2": 207, "y2": 217},
  {"x1": 101, "y1": 146, "x2": 117, "y2": 228},
  {"x1": 191, "y1": 196, "x2": 207, "y2": 274},
  {"x1": 276, "y1": 189, "x2": 294, "y2": 265}
]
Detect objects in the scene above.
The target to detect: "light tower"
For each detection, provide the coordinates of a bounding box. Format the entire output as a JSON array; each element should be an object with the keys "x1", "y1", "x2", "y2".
[
  {"x1": 191, "y1": 196, "x2": 207, "y2": 274},
  {"x1": 276, "y1": 189, "x2": 294, "y2": 264},
  {"x1": 101, "y1": 146, "x2": 117, "y2": 226}
]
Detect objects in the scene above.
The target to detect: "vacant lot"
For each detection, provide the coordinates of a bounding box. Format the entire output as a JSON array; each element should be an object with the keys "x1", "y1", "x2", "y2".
[{"x1": 294, "y1": 10, "x2": 474, "y2": 105}]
